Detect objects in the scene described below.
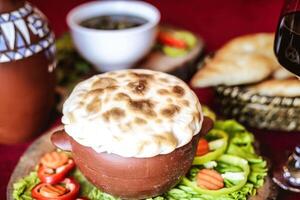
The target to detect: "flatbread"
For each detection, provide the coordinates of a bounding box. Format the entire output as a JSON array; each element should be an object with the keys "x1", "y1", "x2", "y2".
[
  {"x1": 191, "y1": 33, "x2": 280, "y2": 87},
  {"x1": 191, "y1": 53, "x2": 274, "y2": 87},
  {"x1": 273, "y1": 67, "x2": 295, "y2": 80},
  {"x1": 216, "y1": 33, "x2": 279, "y2": 71},
  {"x1": 248, "y1": 78, "x2": 300, "y2": 97}
]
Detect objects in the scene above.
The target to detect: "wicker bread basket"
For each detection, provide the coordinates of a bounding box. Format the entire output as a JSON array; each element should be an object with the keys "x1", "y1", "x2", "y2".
[{"x1": 215, "y1": 86, "x2": 300, "y2": 131}]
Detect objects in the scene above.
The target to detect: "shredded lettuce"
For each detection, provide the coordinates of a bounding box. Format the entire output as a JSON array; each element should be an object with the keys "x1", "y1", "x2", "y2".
[
  {"x1": 215, "y1": 120, "x2": 268, "y2": 189},
  {"x1": 12, "y1": 172, "x2": 40, "y2": 200},
  {"x1": 12, "y1": 120, "x2": 268, "y2": 200},
  {"x1": 71, "y1": 169, "x2": 121, "y2": 200},
  {"x1": 214, "y1": 120, "x2": 246, "y2": 133}
]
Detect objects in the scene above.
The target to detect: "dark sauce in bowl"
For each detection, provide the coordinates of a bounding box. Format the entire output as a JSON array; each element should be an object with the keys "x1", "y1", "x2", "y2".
[{"x1": 80, "y1": 14, "x2": 148, "y2": 30}]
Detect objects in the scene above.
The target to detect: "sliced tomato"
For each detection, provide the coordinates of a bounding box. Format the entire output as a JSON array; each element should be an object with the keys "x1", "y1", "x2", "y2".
[
  {"x1": 38, "y1": 159, "x2": 75, "y2": 184},
  {"x1": 158, "y1": 31, "x2": 187, "y2": 49},
  {"x1": 32, "y1": 178, "x2": 80, "y2": 200},
  {"x1": 196, "y1": 138, "x2": 210, "y2": 156}
]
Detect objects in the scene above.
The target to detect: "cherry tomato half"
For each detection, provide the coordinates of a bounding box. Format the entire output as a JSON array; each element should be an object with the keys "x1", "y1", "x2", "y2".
[{"x1": 196, "y1": 138, "x2": 210, "y2": 156}]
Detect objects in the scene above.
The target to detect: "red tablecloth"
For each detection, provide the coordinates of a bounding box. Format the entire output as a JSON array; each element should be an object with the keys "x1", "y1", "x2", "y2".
[{"x1": 1, "y1": 0, "x2": 300, "y2": 199}]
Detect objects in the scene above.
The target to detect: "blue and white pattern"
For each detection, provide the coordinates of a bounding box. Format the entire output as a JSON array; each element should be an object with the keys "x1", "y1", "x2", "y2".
[
  {"x1": 0, "y1": 2, "x2": 55, "y2": 72},
  {"x1": 0, "y1": 32, "x2": 55, "y2": 63}
]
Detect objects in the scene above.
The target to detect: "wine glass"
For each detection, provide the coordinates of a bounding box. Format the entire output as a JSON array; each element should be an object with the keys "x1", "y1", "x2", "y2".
[
  {"x1": 274, "y1": 0, "x2": 300, "y2": 76},
  {"x1": 273, "y1": 0, "x2": 300, "y2": 192}
]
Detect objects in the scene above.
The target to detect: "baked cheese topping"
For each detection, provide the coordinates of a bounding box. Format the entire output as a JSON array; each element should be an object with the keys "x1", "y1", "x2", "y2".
[{"x1": 62, "y1": 69, "x2": 203, "y2": 158}]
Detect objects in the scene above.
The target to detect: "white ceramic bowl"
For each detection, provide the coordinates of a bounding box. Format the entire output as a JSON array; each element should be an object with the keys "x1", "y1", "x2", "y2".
[{"x1": 67, "y1": 1, "x2": 160, "y2": 72}]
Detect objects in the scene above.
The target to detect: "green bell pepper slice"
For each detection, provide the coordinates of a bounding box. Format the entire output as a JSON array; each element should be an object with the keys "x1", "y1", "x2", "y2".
[{"x1": 193, "y1": 130, "x2": 228, "y2": 165}]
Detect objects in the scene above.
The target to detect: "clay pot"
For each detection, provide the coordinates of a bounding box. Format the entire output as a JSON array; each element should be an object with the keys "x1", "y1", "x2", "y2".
[
  {"x1": 51, "y1": 130, "x2": 200, "y2": 199},
  {"x1": 0, "y1": 0, "x2": 56, "y2": 143}
]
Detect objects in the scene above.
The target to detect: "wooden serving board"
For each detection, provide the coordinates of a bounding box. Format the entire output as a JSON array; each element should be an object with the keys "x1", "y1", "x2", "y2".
[
  {"x1": 6, "y1": 125, "x2": 63, "y2": 200},
  {"x1": 6, "y1": 125, "x2": 278, "y2": 200}
]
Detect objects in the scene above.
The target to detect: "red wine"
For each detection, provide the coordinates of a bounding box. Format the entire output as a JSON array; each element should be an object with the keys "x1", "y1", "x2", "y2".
[{"x1": 274, "y1": 11, "x2": 300, "y2": 75}]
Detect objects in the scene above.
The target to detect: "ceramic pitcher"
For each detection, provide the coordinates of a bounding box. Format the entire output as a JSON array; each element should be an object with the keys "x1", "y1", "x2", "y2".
[{"x1": 0, "y1": 0, "x2": 56, "y2": 143}]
